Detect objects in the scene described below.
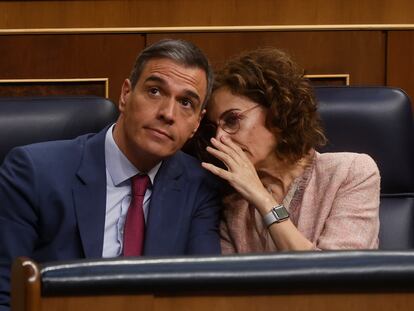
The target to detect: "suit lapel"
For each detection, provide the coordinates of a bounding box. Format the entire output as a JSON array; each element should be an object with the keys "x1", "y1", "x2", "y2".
[
  {"x1": 72, "y1": 128, "x2": 108, "y2": 258},
  {"x1": 144, "y1": 154, "x2": 185, "y2": 255}
]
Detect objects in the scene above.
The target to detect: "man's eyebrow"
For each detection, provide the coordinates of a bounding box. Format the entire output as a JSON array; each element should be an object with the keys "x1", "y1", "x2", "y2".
[
  {"x1": 183, "y1": 90, "x2": 201, "y2": 105},
  {"x1": 144, "y1": 75, "x2": 202, "y2": 105},
  {"x1": 144, "y1": 75, "x2": 166, "y2": 85}
]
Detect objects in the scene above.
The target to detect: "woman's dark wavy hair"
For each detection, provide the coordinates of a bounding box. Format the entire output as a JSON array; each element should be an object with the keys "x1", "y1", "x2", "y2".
[{"x1": 212, "y1": 48, "x2": 327, "y2": 164}]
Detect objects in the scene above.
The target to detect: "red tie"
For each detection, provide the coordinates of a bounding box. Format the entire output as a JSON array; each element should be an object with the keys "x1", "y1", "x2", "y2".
[{"x1": 123, "y1": 174, "x2": 150, "y2": 256}]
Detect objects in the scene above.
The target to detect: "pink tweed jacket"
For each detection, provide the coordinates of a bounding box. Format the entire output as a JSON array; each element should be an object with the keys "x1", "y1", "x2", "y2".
[{"x1": 220, "y1": 152, "x2": 380, "y2": 254}]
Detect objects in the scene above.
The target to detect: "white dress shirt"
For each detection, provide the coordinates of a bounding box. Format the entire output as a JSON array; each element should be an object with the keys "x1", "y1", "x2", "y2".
[{"x1": 102, "y1": 124, "x2": 161, "y2": 257}]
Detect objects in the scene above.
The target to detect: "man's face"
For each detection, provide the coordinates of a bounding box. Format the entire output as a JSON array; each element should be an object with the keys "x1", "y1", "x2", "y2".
[{"x1": 115, "y1": 58, "x2": 207, "y2": 171}]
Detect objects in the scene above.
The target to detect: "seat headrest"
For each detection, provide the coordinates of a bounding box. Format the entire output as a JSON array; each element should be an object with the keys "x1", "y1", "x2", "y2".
[
  {"x1": 0, "y1": 96, "x2": 118, "y2": 164},
  {"x1": 315, "y1": 87, "x2": 414, "y2": 194}
]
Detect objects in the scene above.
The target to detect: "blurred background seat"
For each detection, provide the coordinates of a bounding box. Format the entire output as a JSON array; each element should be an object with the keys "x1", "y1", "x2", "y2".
[
  {"x1": 316, "y1": 86, "x2": 414, "y2": 249},
  {"x1": 0, "y1": 96, "x2": 118, "y2": 165}
]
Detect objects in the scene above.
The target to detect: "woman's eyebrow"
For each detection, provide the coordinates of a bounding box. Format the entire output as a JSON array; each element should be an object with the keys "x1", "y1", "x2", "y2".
[{"x1": 219, "y1": 108, "x2": 240, "y2": 118}]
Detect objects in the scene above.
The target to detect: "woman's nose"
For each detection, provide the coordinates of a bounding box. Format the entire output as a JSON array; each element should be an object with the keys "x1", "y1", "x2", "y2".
[{"x1": 215, "y1": 126, "x2": 227, "y2": 140}]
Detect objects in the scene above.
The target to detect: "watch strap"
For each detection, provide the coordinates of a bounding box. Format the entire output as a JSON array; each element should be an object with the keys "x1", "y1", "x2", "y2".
[{"x1": 263, "y1": 204, "x2": 290, "y2": 227}]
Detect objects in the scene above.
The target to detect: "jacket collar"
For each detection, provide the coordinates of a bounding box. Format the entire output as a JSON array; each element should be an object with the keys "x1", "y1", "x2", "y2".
[
  {"x1": 73, "y1": 127, "x2": 108, "y2": 258},
  {"x1": 144, "y1": 153, "x2": 186, "y2": 255}
]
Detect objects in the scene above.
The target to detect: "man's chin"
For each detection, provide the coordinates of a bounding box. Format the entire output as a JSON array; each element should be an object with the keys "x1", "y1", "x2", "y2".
[
  {"x1": 141, "y1": 143, "x2": 178, "y2": 160},
  {"x1": 129, "y1": 146, "x2": 177, "y2": 171}
]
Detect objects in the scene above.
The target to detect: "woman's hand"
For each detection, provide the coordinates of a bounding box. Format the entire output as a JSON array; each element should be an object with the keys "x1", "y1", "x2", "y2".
[
  {"x1": 201, "y1": 136, "x2": 275, "y2": 212},
  {"x1": 203, "y1": 136, "x2": 314, "y2": 251}
]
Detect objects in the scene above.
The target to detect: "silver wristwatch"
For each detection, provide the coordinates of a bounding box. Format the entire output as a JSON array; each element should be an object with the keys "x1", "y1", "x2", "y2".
[{"x1": 263, "y1": 204, "x2": 290, "y2": 227}]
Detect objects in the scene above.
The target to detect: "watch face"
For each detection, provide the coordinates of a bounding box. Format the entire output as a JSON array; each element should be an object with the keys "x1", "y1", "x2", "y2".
[
  {"x1": 263, "y1": 204, "x2": 290, "y2": 227},
  {"x1": 274, "y1": 205, "x2": 289, "y2": 219}
]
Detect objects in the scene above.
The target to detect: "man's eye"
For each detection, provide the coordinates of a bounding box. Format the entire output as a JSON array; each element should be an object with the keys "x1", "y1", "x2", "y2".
[
  {"x1": 180, "y1": 98, "x2": 193, "y2": 108},
  {"x1": 148, "y1": 87, "x2": 160, "y2": 96}
]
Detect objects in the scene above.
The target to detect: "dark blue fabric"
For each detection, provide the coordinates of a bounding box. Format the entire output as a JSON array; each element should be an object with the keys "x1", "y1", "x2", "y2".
[{"x1": 0, "y1": 127, "x2": 221, "y2": 309}]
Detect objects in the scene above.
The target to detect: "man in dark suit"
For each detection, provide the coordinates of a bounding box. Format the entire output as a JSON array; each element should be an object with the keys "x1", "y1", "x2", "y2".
[{"x1": 0, "y1": 39, "x2": 221, "y2": 310}]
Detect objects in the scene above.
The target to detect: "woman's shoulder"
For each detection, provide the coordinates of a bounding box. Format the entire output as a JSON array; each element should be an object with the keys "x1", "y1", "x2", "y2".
[
  {"x1": 316, "y1": 151, "x2": 377, "y2": 167},
  {"x1": 314, "y1": 151, "x2": 380, "y2": 180}
]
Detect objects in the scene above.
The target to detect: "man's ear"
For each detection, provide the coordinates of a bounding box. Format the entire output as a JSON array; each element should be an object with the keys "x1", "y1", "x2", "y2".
[
  {"x1": 118, "y1": 79, "x2": 132, "y2": 112},
  {"x1": 189, "y1": 109, "x2": 206, "y2": 138}
]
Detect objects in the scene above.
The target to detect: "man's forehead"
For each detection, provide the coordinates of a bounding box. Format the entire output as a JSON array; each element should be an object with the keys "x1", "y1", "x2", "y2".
[
  {"x1": 142, "y1": 58, "x2": 205, "y2": 80},
  {"x1": 140, "y1": 58, "x2": 207, "y2": 99}
]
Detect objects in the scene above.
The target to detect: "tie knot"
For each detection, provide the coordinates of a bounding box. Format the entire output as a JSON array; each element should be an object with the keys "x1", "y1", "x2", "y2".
[{"x1": 131, "y1": 174, "x2": 150, "y2": 197}]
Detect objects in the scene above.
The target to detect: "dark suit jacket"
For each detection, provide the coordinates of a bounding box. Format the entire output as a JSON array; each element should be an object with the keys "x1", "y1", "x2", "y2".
[{"x1": 0, "y1": 127, "x2": 221, "y2": 309}]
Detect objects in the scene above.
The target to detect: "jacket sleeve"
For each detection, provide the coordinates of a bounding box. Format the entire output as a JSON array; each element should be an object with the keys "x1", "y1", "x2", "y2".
[
  {"x1": 0, "y1": 147, "x2": 39, "y2": 310},
  {"x1": 316, "y1": 153, "x2": 381, "y2": 250},
  {"x1": 185, "y1": 174, "x2": 222, "y2": 255}
]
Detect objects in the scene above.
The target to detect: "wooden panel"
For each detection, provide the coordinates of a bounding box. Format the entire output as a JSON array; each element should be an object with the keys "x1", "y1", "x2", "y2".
[
  {"x1": 39, "y1": 292, "x2": 414, "y2": 311},
  {"x1": 148, "y1": 31, "x2": 386, "y2": 85},
  {"x1": 0, "y1": 79, "x2": 107, "y2": 97},
  {"x1": 154, "y1": 292, "x2": 414, "y2": 311},
  {"x1": 43, "y1": 295, "x2": 154, "y2": 311},
  {"x1": 0, "y1": 34, "x2": 145, "y2": 103},
  {"x1": 305, "y1": 74, "x2": 350, "y2": 86},
  {"x1": 387, "y1": 31, "x2": 414, "y2": 106},
  {"x1": 1, "y1": 0, "x2": 414, "y2": 29},
  {"x1": 0, "y1": 31, "x2": 388, "y2": 101}
]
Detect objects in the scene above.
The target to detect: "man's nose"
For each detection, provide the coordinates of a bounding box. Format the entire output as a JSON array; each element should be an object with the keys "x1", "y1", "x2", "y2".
[{"x1": 158, "y1": 98, "x2": 176, "y2": 124}]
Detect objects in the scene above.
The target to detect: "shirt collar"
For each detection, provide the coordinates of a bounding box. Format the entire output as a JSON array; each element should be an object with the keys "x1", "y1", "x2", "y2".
[{"x1": 105, "y1": 124, "x2": 162, "y2": 186}]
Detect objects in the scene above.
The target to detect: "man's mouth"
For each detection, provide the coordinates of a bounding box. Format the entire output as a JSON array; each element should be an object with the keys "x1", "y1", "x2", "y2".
[{"x1": 146, "y1": 127, "x2": 173, "y2": 140}]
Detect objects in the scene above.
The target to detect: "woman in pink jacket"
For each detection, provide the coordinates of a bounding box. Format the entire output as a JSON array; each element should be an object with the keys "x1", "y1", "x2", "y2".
[{"x1": 199, "y1": 48, "x2": 380, "y2": 253}]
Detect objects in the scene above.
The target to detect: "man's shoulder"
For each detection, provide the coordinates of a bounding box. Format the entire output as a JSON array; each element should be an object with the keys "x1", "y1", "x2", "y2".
[
  {"x1": 13, "y1": 132, "x2": 94, "y2": 158},
  {"x1": 172, "y1": 151, "x2": 206, "y2": 174},
  {"x1": 2, "y1": 130, "x2": 105, "y2": 172},
  {"x1": 171, "y1": 151, "x2": 221, "y2": 187}
]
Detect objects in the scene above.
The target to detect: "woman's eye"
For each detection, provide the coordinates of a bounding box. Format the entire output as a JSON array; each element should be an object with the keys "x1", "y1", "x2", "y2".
[{"x1": 224, "y1": 113, "x2": 241, "y2": 126}]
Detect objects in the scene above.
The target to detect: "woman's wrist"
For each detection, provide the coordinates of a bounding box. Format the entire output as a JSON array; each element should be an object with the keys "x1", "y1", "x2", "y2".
[{"x1": 252, "y1": 190, "x2": 279, "y2": 217}]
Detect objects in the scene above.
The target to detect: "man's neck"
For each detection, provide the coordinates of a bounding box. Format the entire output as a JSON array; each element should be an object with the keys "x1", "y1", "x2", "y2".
[{"x1": 112, "y1": 122, "x2": 162, "y2": 173}]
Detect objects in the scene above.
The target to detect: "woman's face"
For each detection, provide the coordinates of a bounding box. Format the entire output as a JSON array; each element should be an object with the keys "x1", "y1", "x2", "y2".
[{"x1": 207, "y1": 87, "x2": 278, "y2": 167}]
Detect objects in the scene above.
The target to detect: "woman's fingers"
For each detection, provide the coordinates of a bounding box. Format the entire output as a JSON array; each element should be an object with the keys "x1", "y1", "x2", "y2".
[
  {"x1": 206, "y1": 146, "x2": 237, "y2": 171},
  {"x1": 218, "y1": 136, "x2": 252, "y2": 162},
  {"x1": 201, "y1": 162, "x2": 232, "y2": 181},
  {"x1": 218, "y1": 136, "x2": 241, "y2": 153},
  {"x1": 204, "y1": 137, "x2": 270, "y2": 207},
  {"x1": 210, "y1": 137, "x2": 245, "y2": 165},
  {"x1": 207, "y1": 136, "x2": 257, "y2": 173}
]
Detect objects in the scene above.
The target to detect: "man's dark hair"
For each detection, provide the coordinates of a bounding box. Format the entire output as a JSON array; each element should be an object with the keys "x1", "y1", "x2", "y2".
[{"x1": 129, "y1": 39, "x2": 213, "y2": 109}]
